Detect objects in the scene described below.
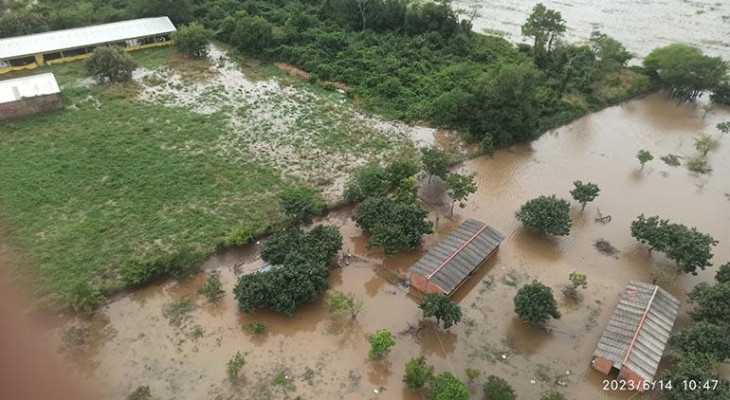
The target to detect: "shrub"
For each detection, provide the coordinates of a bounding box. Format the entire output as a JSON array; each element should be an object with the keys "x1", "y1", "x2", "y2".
[
  {"x1": 429, "y1": 372, "x2": 469, "y2": 400},
  {"x1": 199, "y1": 273, "x2": 224, "y2": 302},
  {"x1": 344, "y1": 164, "x2": 390, "y2": 201},
  {"x1": 225, "y1": 224, "x2": 255, "y2": 246},
  {"x1": 483, "y1": 375, "x2": 516, "y2": 400},
  {"x1": 278, "y1": 187, "x2": 325, "y2": 224},
  {"x1": 232, "y1": 16, "x2": 274, "y2": 55},
  {"x1": 248, "y1": 321, "x2": 267, "y2": 334},
  {"x1": 515, "y1": 195, "x2": 572, "y2": 235},
  {"x1": 68, "y1": 281, "x2": 105, "y2": 314},
  {"x1": 173, "y1": 22, "x2": 212, "y2": 58},
  {"x1": 85, "y1": 46, "x2": 137, "y2": 83},
  {"x1": 403, "y1": 356, "x2": 434, "y2": 389},
  {"x1": 644, "y1": 44, "x2": 727, "y2": 102},
  {"x1": 637, "y1": 149, "x2": 653, "y2": 169},
  {"x1": 716, "y1": 263, "x2": 730, "y2": 284},
  {"x1": 514, "y1": 280, "x2": 561, "y2": 324},
  {"x1": 325, "y1": 291, "x2": 363, "y2": 319},
  {"x1": 466, "y1": 368, "x2": 481, "y2": 383},
  {"x1": 227, "y1": 351, "x2": 246, "y2": 380},
  {"x1": 368, "y1": 329, "x2": 395, "y2": 359},
  {"x1": 126, "y1": 385, "x2": 152, "y2": 400}
]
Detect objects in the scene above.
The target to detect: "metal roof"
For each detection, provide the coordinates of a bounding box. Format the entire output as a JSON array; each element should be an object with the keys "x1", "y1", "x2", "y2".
[
  {"x1": 593, "y1": 281, "x2": 680, "y2": 382},
  {"x1": 0, "y1": 17, "x2": 176, "y2": 60},
  {"x1": 410, "y1": 219, "x2": 504, "y2": 295},
  {"x1": 0, "y1": 73, "x2": 60, "y2": 104}
]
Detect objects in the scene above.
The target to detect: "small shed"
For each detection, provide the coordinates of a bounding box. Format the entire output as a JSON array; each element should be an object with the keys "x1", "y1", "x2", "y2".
[
  {"x1": 592, "y1": 281, "x2": 680, "y2": 391},
  {"x1": 409, "y1": 218, "x2": 504, "y2": 296},
  {"x1": 0, "y1": 73, "x2": 63, "y2": 121}
]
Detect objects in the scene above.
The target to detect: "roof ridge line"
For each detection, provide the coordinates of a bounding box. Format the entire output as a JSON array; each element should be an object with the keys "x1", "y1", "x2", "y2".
[
  {"x1": 621, "y1": 285, "x2": 659, "y2": 368},
  {"x1": 426, "y1": 222, "x2": 490, "y2": 280}
]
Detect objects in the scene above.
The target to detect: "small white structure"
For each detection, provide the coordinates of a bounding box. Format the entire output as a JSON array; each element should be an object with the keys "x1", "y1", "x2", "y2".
[
  {"x1": 0, "y1": 73, "x2": 63, "y2": 121},
  {"x1": 0, "y1": 17, "x2": 176, "y2": 74}
]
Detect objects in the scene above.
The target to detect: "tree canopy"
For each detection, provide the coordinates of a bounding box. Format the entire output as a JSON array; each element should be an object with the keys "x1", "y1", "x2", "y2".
[
  {"x1": 429, "y1": 372, "x2": 470, "y2": 400},
  {"x1": 689, "y1": 282, "x2": 730, "y2": 325},
  {"x1": 85, "y1": 46, "x2": 137, "y2": 83},
  {"x1": 570, "y1": 181, "x2": 600, "y2": 211},
  {"x1": 368, "y1": 329, "x2": 395, "y2": 359},
  {"x1": 233, "y1": 226, "x2": 342, "y2": 315},
  {"x1": 420, "y1": 147, "x2": 451, "y2": 182},
  {"x1": 419, "y1": 293, "x2": 462, "y2": 329},
  {"x1": 352, "y1": 196, "x2": 433, "y2": 254},
  {"x1": 644, "y1": 44, "x2": 728, "y2": 102},
  {"x1": 670, "y1": 321, "x2": 730, "y2": 361},
  {"x1": 403, "y1": 356, "x2": 434, "y2": 390},
  {"x1": 637, "y1": 149, "x2": 653, "y2": 169},
  {"x1": 445, "y1": 173, "x2": 476, "y2": 215},
  {"x1": 521, "y1": 3, "x2": 566, "y2": 62},
  {"x1": 515, "y1": 195, "x2": 572, "y2": 236},
  {"x1": 173, "y1": 22, "x2": 212, "y2": 58},
  {"x1": 278, "y1": 186, "x2": 325, "y2": 224},
  {"x1": 514, "y1": 280, "x2": 561, "y2": 324},
  {"x1": 661, "y1": 354, "x2": 730, "y2": 400},
  {"x1": 483, "y1": 375, "x2": 516, "y2": 400}
]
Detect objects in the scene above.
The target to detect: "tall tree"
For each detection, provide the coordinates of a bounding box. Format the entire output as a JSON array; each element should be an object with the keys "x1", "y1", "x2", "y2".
[
  {"x1": 570, "y1": 181, "x2": 600, "y2": 211},
  {"x1": 644, "y1": 44, "x2": 728, "y2": 102},
  {"x1": 637, "y1": 149, "x2": 653, "y2": 169},
  {"x1": 352, "y1": 196, "x2": 433, "y2": 254},
  {"x1": 419, "y1": 293, "x2": 462, "y2": 329},
  {"x1": 445, "y1": 173, "x2": 476, "y2": 215},
  {"x1": 521, "y1": 3, "x2": 566, "y2": 62},
  {"x1": 515, "y1": 195, "x2": 572, "y2": 236},
  {"x1": 420, "y1": 147, "x2": 451, "y2": 183}
]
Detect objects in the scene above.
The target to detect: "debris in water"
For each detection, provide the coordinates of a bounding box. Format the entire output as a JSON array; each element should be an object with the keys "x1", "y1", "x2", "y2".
[
  {"x1": 530, "y1": 379, "x2": 536, "y2": 384},
  {"x1": 594, "y1": 239, "x2": 618, "y2": 256},
  {"x1": 594, "y1": 209, "x2": 612, "y2": 224}
]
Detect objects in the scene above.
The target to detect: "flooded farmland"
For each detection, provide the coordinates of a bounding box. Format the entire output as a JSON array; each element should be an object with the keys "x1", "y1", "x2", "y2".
[
  {"x1": 454, "y1": 0, "x2": 730, "y2": 59},
  {"x1": 47, "y1": 92, "x2": 730, "y2": 400}
]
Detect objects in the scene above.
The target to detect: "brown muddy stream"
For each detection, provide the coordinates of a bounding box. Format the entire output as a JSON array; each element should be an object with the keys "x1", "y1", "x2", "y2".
[{"x1": 49, "y1": 93, "x2": 730, "y2": 400}]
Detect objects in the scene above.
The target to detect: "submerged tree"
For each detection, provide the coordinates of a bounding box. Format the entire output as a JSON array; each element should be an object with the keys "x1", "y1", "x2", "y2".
[
  {"x1": 421, "y1": 147, "x2": 451, "y2": 183},
  {"x1": 570, "y1": 180, "x2": 600, "y2": 211},
  {"x1": 368, "y1": 329, "x2": 395, "y2": 359},
  {"x1": 419, "y1": 293, "x2": 462, "y2": 329},
  {"x1": 670, "y1": 321, "x2": 730, "y2": 361},
  {"x1": 445, "y1": 173, "x2": 476, "y2": 215},
  {"x1": 637, "y1": 149, "x2": 653, "y2": 169},
  {"x1": 429, "y1": 372, "x2": 470, "y2": 400},
  {"x1": 689, "y1": 282, "x2": 730, "y2": 325},
  {"x1": 352, "y1": 196, "x2": 433, "y2": 254},
  {"x1": 644, "y1": 44, "x2": 728, "y2": 102},
  {"x1": 324, "y1": 290, "x2": 363, "y2": 320},
  {"x1": 403, "y1": 356, "x2": 434, "y2": 390},
  {"x1": 483, "y1": 375, "x2": 516, "y2": 400},
  {"x1": 693, "y1": 134, "x2": 717, "y2": 156},
  {"x1": 515, "y1": 195, "x2": 572, "y2": 236},
  {"x1": 514, "y1": 280, "x2": 561, "y2": 325},
  {"x1": 563, "y1": 271, "x2": 587, "y2": 299}
]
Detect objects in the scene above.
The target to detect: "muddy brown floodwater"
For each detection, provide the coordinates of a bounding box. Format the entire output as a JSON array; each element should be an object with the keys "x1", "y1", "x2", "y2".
[
  {"x1": 49, "y1": 92, "x2": 729, "y2": 400},
  {"x1": 453, "y1": 0, "x2": 730, "y2": 59}
]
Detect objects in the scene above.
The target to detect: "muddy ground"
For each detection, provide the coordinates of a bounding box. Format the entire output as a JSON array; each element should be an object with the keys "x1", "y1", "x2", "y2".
[{"x1": 44, "y1": 93, "x2": 730, "y2": 400}]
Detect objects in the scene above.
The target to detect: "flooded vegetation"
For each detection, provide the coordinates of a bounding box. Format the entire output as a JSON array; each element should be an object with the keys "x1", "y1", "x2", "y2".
[{"x1": 49, "y1": 94, "x2": 730, "y2": 399}]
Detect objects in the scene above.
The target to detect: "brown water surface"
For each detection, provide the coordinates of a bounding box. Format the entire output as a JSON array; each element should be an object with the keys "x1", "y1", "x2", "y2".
[{"x1": 50, "y1": 93, "x2": 730, "y2": 399}]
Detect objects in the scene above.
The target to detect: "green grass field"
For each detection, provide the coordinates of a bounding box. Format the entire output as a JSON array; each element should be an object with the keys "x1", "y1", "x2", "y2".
[{"x1": 0, "y1": 48, "x2": 415, "y2": 307}]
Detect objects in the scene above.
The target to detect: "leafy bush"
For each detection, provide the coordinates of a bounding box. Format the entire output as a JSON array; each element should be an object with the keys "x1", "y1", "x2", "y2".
[
  {"x1": 644, "y1": 44, "x2": 727, "y2": 102},
  {"x1": 689, "y1": 282, "x2": 730, "y2": 325},
  {"x1": 232, "y1": 15, "x2": 274, "y2": 55},
  {"x1": 715, "y1": 263, "x2": 730, "y2": 284},
  {"x1": 174, "y1": 22, "x2": 213, "y2": 58},
  {"x1": 429, "y1": 372, "x2": 469, "y2": 400},
  {"x1": 344, "y1": 164, "x2": 391, "y2": 201},
  {"x1": 225, "y1": 224, "x2": 255, "y2": 246},
  {"x1": 85, "y1": 46, "x2": 137, "y2": 83},
  {"x1": 403, "y1": 356, "x2": 434, "y2": 389},
  {"x1": 515, "y1": 195, "x2": 572, "y2": 236},
  {"x1": 352, "y1": 196, "x2": 433, "y2": 254},
  {"x1": 514, "y1": 280, "x2": 561, "y2": 324},
  {"x1": 483, "y1": 375, "x2": 516, "y2": 400},
  {"x1": 419, "y1": 293, "x2": 462, "y2": 329},
  {"x1": 279, "y1": 187, "x2": 325, "y2": 224},
  {"x1": 227, "y1": 351, "x2": 246, "y2": 380},
  {"x1": 325, "y1": 290, "x2": 363, "y2": 319},
  {"x1": 661, "y1": 354, "x2": 730, "y2": 400},
  {"x1": 368, "y1": 329, "x2": 395, "y2": 359},
  {"x1": 248, "y1": 321, "x2": 267, "y2": 334},
  {"x1": 199, "y1": 273, "x2": 224, "y2": 302},
  {"x1": 711, "y1": 82, "x2": 730, "y2": 105}
]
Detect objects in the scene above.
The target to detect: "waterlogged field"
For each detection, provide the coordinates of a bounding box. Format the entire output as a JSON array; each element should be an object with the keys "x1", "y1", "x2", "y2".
[
  {"x1": 48, "y1": 94, "x2": 730, "y2": 399},
  {"x1": 0, "y1": 46, "x2": 424, "y2": 304},
  {"x1": 455, "y1": 0, "x2": 730, "y2": 59}
]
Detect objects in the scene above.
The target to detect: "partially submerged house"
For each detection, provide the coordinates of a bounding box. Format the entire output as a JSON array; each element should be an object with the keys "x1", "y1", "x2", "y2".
[
  {"x1": 0, "y1": 17, "x2": 176, "y2": 74},
  {"x1": 591, "y1": 281, "x2": 680, "y2": 392},
  {"x1": 0, "y1": 73, "x2": 63, "y2": 121},
  {"x1": 409, "y1": 218, "x2": 504, "y2": 296}
]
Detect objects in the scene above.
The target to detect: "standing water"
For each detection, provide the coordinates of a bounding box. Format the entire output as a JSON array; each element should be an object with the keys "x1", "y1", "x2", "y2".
[
  {"x1": 453, "y1": 0, "x2": 730, "y2": 59},
  {"x1": 49, "y1": 93, "x2": 730, "y2": 399}
]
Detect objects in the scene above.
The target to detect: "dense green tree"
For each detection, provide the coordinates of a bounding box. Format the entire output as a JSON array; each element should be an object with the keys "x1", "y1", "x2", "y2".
[
  {"x1": 352, "y1": 196, "x2": 433, "y2": 254},
  {"x1": 429, "y1": 372, "x2": 470, "y2": 400},
  {"x1": 131, "y1": 0, "x2": 192, "y2": 24},
  {"x1": 278, "y1": 187, "x2": 325, "y2": 224},
  {"x1": 661, "y1": 354, "x2": 730, "y2": 400},
  {"x1": 717, "y1": 121, "x2": 730, "y2": 135},
  {"x1": 483, "y1": 375, "x2": 516, "y2": 400},
  {"x1": 85, "y1": 46, "x2": 137, "y2": 83},
  {"x1": 368, "y1": 329, "x2": 395, "y2": 359},
  {"x1": 344, "y1": 164, "x2": 390, "y2": 201},
  {"x1": 671, "y1": 321, "x2": 730, "y2": 361},
  {"x1": 589, "y1": 31, "x2": 632, "y2": 72},
  {"x1": 689, "y1": 282, "x2": 730, "y2": 325},
  {"x1": 630, "y1": 214, "x2": 670, "y2": 252},
  {"x1": 637, "y1": 149, "x2": 653, "y2": 169},
  {"x1": 570, "y1": 180, "x2": 600, "y2": 211},
  {"x1": 403, "y1": 356, "x2": 434, "y2": 390},
  {"x1": 715, "y1": 263, "x2": 730, "y2": 284},
  {"x1": 515, "y1": 195, "x2": 572, "y2": 236},
  {"x1": 173, "y1": 22, "x2": 213, "y2": 58},
  {"x1": 521, "y1": 3, "x2": 566, "y2": 62},
  {"x1": 0, "y1": 8, "x2": 48, "y2": 37},
  {"x1": 420, "y1": 147, "x2": 451, "y2": 183},
  {"x1": 711, "y1": 82, "x2": 730, "y2": 105},
  {"x1": 644, "y1": 44, "x2": 728, "y2": 102},
  {"x1": 232, "y1": 16, "x2": 274, "y2": 55},
  {"x1": 419, "y1": 293, "x2": 462, "y2": 329},
  {"x1": 514, "y1": 280, "x2": 561, "y2": 324},
  {"x1": 445, "y1": 173, "x2": 476, "y2": 215},
  {"x1": 384, "y1": 159, "x2": 420, "y2": 188},
  {"x1": 467, "y1": 62, "x2": 541, "y2": 146},
  {"x1": 233, "y1": 226, "x2": 342, "y2": 315}
]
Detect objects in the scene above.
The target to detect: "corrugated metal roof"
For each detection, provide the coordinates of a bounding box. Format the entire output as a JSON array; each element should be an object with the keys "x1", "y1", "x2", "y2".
[
  {"x1": 593, "y1": 281, "x2": 680, "y2": 381},
  {"x1": 0, "y1": 17, "x2": 176, "y2": 60},
  {"x1": 0, "y1": 73, "x2": 60, "y2": 104},
  {"x1": 410, "y1": 219, "x2": 504, "y2": 295}
]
